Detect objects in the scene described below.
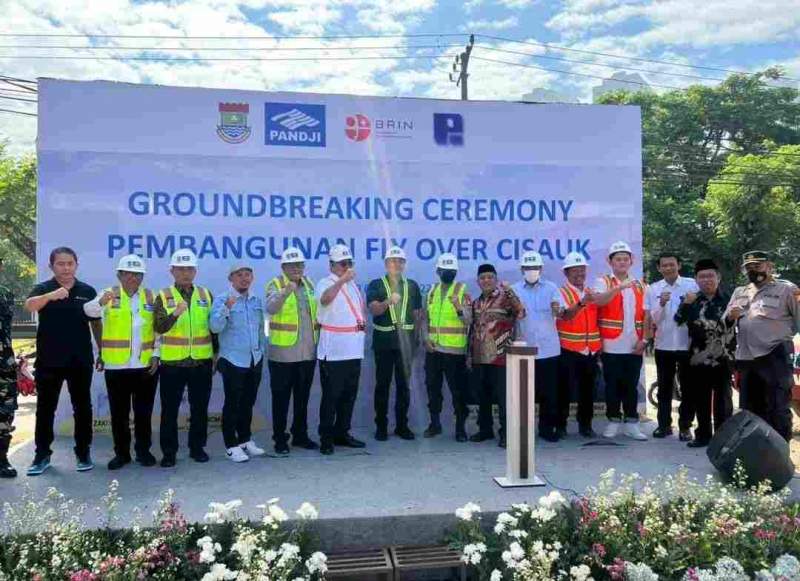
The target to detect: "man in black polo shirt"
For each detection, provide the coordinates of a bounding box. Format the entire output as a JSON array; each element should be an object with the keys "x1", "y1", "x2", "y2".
[
  {"x1": 25, "y1": 247, "x2": 101, "y2": 475},
  {"x1": 367, "y1": 246, "x2": 423, "y2": 441}
]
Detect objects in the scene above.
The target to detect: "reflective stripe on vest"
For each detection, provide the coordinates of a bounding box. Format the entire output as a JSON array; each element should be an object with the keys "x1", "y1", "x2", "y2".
[
  {"x1": 555, "y1": 285, "x2": 601, "y2": 353},
  {"x1": 426, "y1": 282, "x2": 467, "y2": 349},
  {"x1": 159, "y1": 286, "x2": 213, "y2": 361},
  {"x1": 596, "y1": 275, "x2": 646, "y2": 340},
  {"x1": 268, "y1": 275, "x2": 318, "y2": 347},
  {"x1": 377, "y1": 276, "x2": 414, "y2": 332},
  {"x1": 101, "y1": 286, "x2": 156, "y2": 365}
]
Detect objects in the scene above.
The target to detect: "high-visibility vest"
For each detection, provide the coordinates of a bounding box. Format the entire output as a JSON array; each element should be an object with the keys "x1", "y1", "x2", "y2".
[
  {"x1": 267, "y1": 275, "x2": 318, "y2": 347},
  {"x1": 374, "y1": 276, "x2": 415, "y2": 333},
  {"x1": 159, "y1": 285, "x2": 213, "y2": 361},
  {"x1": 426, "y1": 282, "x2": 467, "y2": 349},
  {"x1": 101, "y1": 286, "x2": 156, "y2": 365},
  {"x1": 597, "y1": 275, "x2": 646, "y2": 340},
  {"x1": 556, "y1": 284, "x2": 601, "y2": 354}
]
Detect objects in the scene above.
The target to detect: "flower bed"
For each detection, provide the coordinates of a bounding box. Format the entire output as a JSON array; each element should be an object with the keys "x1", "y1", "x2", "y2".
[{"x1": 451, "y1": 466, "x2": 800, "y2": 581}]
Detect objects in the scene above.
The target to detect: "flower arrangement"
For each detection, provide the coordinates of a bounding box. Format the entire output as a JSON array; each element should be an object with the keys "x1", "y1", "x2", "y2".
[{"x1": 451, "y1": 465, "x2": 800, "y2": 581}]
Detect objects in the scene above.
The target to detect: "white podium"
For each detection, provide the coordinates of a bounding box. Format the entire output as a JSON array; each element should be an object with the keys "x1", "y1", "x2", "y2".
[{"x1": 494, "y1": 341, "x2": 545, "y2": 488}]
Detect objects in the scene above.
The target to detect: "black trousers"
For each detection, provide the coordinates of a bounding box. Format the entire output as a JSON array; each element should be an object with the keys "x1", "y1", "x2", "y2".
[
  {"x1": 219, "y1": 358, "x2": 263, "y2": 449},
  {"x1": 373, "y1": 348, "x2": 412, "y2": 430},
  {"x1": 738, "y1": 342, "x2": 794, "y2": 442},
  {"x1": 425, "y1": 351, "x2": 468, "y2": 424},
  {"x1": 269, "y1": 359, "x2": 315, "y2": 445},
  {"x1": 535, "y1": 356, "x2": 560, "y2": 438},
  {"x1": 159, "y1": 361, "x2": 212, "y2": 456},
  {"x1": 474, "y1": 363, "x2": 506, "y2": 437},
  {"x1": 654, "y1": 349, "x2": 694, "y2": 431},
  {"x1": 601, "y1": 353, "x2": 642, "y2": 421},
  {"x1": 557, "y1": 350, "x2": 597, "y2": 430},
  {"x1": 689, "y1": 362, "x2": 733, "y2": 442},
  {"x1": 318, "y1": 358, "x2": 361, "y2": 443},
  {"x1": 105, "y1": 368, "x2": 158, "y2": 459},
  {"x1": 34, "y1": 365, "x2": 94, "y2": 458}
]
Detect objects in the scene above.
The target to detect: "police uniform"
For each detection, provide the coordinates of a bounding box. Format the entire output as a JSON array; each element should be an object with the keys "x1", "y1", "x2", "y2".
[
  {"x1": 725, "y1": 251, "x2": 800, "y2": 442},
  {"x1": 0, "y1": 280, "x2": 18, "y2": 478}
]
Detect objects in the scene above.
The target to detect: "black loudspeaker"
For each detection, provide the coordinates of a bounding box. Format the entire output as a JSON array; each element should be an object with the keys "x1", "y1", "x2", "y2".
[{"x1": 707, "y1": 410, "x2": 795, "y2": 490}]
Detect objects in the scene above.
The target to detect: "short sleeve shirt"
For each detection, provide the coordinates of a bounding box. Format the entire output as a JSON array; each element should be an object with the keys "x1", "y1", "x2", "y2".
[
  {"x1": 366, "y1": 276, "x2": 422, "y2": 351},
  {"x1": 29, "y1": 278, "x2": 99, "y2": 367}
]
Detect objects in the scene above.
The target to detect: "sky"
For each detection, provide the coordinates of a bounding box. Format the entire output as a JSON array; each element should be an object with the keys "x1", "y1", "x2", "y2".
[{"x1": 1, "y1": 0, "x2": 799, "y2": 155}]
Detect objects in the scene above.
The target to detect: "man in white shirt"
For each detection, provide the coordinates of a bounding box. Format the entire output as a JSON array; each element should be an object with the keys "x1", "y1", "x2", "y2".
[
  {"x1": 644, "y1": 253, "x2": 699, "y2": 441},
  {"x1": 84, "y1": 255, "x2": 160, "y2": 470},
  {"x1": 316, "y1": 244, "x2": 367, "y2": 455},
  {"x1": 511, "y1": 251, "x2": 562, "y2": 442}
]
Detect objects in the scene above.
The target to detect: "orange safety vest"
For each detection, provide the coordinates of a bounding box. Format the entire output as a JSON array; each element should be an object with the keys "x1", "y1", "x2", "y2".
[
  {"x1": 556, "y1": 284, "x2": 601, "y2": 354},
  {"x1": 597, "y1": 275, "x2": 646, "y2": 340}
]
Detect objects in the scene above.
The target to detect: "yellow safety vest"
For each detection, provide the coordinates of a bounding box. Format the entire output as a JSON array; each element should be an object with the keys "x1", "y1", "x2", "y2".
[
  {"x1": 101, "y1": 286, "x2": 156, "y2": 365},
  {"x1": 374, "y1": 276, "x2": 415, "y2": 332},
  {"x1": 426, "y1": 282, "x2": 467, "y2": 349},
  {"x1": 267, "y1": 275, "x2": 318, "y2": 347},
  {"x1": 159, "y1": 285, "x2": 213, "y2": 361}
]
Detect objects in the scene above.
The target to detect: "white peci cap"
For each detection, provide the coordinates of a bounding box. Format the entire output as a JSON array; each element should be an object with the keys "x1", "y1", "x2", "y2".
[
  {"x1": 116, "y1": 254, "x2": 146, "y2": 273},
  {"x1": 281, "y1": 247, "x2": 306, "y2": 264},
  {"x1": 608, "y1": 241, "x2": 632, "y2": 257},
  {"x1": 520, "y1": 251, "x2": 543, "y2": 268},
  {"x1": 384, "y1": 246, "x2": 407, "y2": 261},
  {"x1": 329, "y1": 244, "x2": 353, "y2": 263},
  {"x1": 229, "y1": 262, "x2": 253, "y2": 275},
  {"x1": 436, "y1": 253, "x2": 458, "y2": 271},
  {"x1": 170, "y1": 249, "x2": 198, "y2": 267},
  {"x1": 562, "y1": 252, "x2": 588, "y2": 270}
]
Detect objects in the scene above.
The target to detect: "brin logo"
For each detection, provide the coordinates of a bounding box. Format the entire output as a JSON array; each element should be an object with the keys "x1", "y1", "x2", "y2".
[
  {"x1": 265, "y1": 102, "x2": 326, "y2": 147},
  {"x1": 433, "y1": 113, "x2": 464, "y2": 146},
  {"x1": 345, "y1": 114, "x2": 371, "y2": 141},
  {"x1": 217, "y1": 103, "x2": 251, "y2": 144}
]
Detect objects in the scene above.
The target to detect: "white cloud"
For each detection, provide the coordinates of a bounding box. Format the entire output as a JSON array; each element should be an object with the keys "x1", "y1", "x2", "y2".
[
  {"x1": 497, "y1": 0, "x2": 535, "y2": 7},
  {"x1": 464, "y1": 16, "x2": 519, "y2": 31}
]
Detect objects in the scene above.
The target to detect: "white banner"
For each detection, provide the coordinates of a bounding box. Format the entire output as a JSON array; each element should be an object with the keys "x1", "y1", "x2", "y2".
[{"x1": 37, "y1": 79, "x2": 642, "y2": 435}]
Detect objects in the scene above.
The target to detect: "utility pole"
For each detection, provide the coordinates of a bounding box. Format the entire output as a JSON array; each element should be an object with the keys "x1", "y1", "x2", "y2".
[{"x1": 449, "y1": 34, "x2": 474, "y2": 100}]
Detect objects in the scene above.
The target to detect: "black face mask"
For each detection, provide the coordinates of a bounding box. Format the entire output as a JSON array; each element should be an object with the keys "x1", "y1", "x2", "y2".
[
  {"x1": 747, "y1": 270, "x2": 767, "y2": 284},
  {"x1": 439, "y1": 270, "x2": 457, "y2": 284}
]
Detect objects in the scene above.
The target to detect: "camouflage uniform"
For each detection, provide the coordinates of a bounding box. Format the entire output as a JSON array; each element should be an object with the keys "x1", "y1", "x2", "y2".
[{"x1": 0, "y1": 283, "x2": 18, "y2": 477}]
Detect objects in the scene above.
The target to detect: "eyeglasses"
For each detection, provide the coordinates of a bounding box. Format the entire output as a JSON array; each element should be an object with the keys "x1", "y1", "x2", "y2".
[{"x1": 338, "y1": 260, "x2": 354, "y2": 268}]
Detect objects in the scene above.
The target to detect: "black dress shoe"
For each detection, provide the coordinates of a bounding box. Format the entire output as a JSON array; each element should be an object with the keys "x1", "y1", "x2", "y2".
[
  {"x1": 456, "y1": 432, "x2": 468, "y2": 443},
  {"x1": 679, "y1": 430, "x2": 693, "y2": 442},
  {"x1": 498, "y1": 437, "x2": 507, "y2": 448},
  {"x1": 320, "y1": 442, "x2": 334, "y2": 455},
  {"x1": 274, "y1": 442, "x2": 290, "y2": 455},
  {"x1": 0, "y1": 460, "x2": 18, "y2": 478},
  {"x1": 107, "y1": 456, "x2": 131, "y2": 471},
  {"x1": 652, "y1": 427, "x2": 673, "y2": 438},
  {"x1": 375, "y1": 428, "x2": 388, "y2": 441},
  {"x1": 292, "y1": 438, "x2": 319, "y2": 450},
  {"x1": 579, "y1": 427, "x2": 597, "y2": 438},
  {"x1": 394, "y1": 427, "x2": 416, "y2": 440},
  {"x1": 190, "y1": 449, "x2": 210, "y2": 463},
  {"x1": 160, "y1": 455, "x2": 176, "y2": 468},
  {"x1": 469, "y1": 432, "x2": 494, "y2": 442},
  {"x1": 687, "y1": 439, "x2": 709, "y2": 448},
  {"x1": 335, "y1": 435, "x2": 366, "y2": 448},
  {"x1": 423, "y1": 424, "x2": 442, "y2": 438},
  {"x1": 136, "y1": 452, "x2": 157, "y2": 467}
]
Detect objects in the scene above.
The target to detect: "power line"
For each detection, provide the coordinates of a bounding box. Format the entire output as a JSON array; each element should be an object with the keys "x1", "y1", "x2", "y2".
[
  {"x1": 0, "y1": 42, "x2": 463, "y2": 52},
  {"x1": 0, "y1": 94, "x2": 36, "y2": 103},
  {"x1": 0, "y1": 32, "x2": 466, "y2": 40},
  {"x1": 0, "y1": 53, "x2": 455, "y2": 62},
  {"x1": 0, "y1": 107, "x2": 35, "y2": 117}
]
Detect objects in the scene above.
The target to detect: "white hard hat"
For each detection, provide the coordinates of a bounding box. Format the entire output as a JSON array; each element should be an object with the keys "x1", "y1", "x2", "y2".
[
  {"x1": 229, "y1": 262, "x2": 253, "y2": 275},
  {"x1": 608, "y1": 241, "x2": 632, "y2": 257},
  {"x1": 520, "y1": 251, "x2": 543, "y2": 268},
  {"x1": 384, "y1": 246, "x2": 407, "y2": 261},
  {"x1": 170, "y1": 249, "x2": 198, "y2": 267},
  {"x1": 116, "y1": 254, "x2": 146, "y2": 274},
  {"x1": 562, "y1": 252, "x2": 588, "y2": 270},
  {"x1": 329, "y1": 244, "x2": 353, "y2": 263},
  {"x1": 281, "y1": 247, "x2": 306, "y2": 264},
  {"x1": 436, "y1": 253, "x2": 458, "y2": 271}
]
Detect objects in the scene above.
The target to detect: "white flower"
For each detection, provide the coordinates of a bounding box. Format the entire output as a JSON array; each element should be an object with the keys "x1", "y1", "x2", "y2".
[
  {"x1": 509, "y1": 542, "x2": 525, "y2": 561},
  {"x1": 570, "y1": 564, "x2": 592, "y2": 581},
  {"x1": 455, "y1": 502, "x2": 481, "y2": 521},
  {"x1": 625, "y1": 562, "x2": 659, "y2": 581},
  {"x1": 654, "y1": 545, "x2": 668, "y2": 559},
  {"x1": 201, "y1": 563, "x2": 238, "y2": 581},
  {"x1": 197, "y1": 536, "x2": 222, "y2": 564},
  {"x1": 231, "y1": 533, "x2": 257, "y2": 561},
  {"x1": 204, "y1": 500, "x2": 242, "y2": 524},
  {"x1": 773, "y1": 554, "x2": 800, "y2": 580},
  {"x1": 494, "y1": 522, "x2": 506, "y2": 534},
  {"x1": 296, "y1": 502, "x2": 319, "y2": 520},
  {"x1": 490, "y1": 569, "x2": 503, "y2": 581},
  {"x1": 305, "y1": 551, "x2": 328, "y2": 575},
  {"x1": 713, "y1": 557, "x2": 748, "y2": 581},
  {"x1": 530, "y1": 506, "x2": 557, "y2": 523},
  {"x1": 538, "y1": 491, "x2": 567, "y2": 510},
  {"x1": 461, "y1": 543, "x2": 487, "y2": 565},
  {"x1": 497, "y1": 512, "x2": 518, "y2": 526},
  {"x1": 508, "y1": 529, "x2": 528, "y2": 539}
]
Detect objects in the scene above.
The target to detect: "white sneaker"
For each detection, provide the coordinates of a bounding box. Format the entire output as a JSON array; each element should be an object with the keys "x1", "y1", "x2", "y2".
[
  {"x1": 622, "y1": 422, "x2": 648, "y2": 441},
  {"x1": 603, "y1": 421, "x2": 620, "y2": 439},
  {"x1": 240, "y1": 440, "x2": 266, "y2": 457},
  {"x1": 226, "y1": 446, "x2": 249, "y2": 463}
]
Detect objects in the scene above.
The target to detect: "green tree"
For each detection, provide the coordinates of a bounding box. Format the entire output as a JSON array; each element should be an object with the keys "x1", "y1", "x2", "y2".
[{"x1": 0, "y1": 144, "x2": 36, "y2": 298}]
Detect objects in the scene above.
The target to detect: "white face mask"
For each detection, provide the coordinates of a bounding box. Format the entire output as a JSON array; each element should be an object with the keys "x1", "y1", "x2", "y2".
[{"x1": 524, "y1": 270, "x2": 541, "y2": 284}]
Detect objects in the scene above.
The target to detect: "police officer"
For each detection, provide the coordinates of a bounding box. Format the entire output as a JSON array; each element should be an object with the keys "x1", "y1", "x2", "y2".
[
  {"x1": 266, "y1": 247, "x2": 319, "y2": 454},
  {"x1": 422, "y1": 253, "x2": 471, "y2": 441},
  {"x1": 367, "y1": 246, "x2": 423, "y2": 441},
  {"x1": 725, "y1": 250, "x2": 800, "y2": 442},
  {"x1": 153, "y1": 249, "x2": 215, "y2": 466},
  {"x1": 0, "y1": 257, "x2": 18, "y2": 478}
]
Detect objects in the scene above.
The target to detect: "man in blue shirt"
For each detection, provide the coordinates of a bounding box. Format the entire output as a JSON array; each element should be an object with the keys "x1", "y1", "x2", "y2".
[
  {"x1": 209, "y1": 262, "x2": 267, "y2": 463},
  {"x1": 511, "y1": 251, "x2": 562, "y2": 442}
]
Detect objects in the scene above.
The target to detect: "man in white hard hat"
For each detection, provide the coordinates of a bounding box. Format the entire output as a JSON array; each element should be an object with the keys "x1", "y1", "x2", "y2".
[
  {"x1": 316, "y1": 244, "x2": 367, "y2": 455},
  {"x1": 511, "y1": 251, "x2": 562, "y2": 442},
  {"x1": 555, "y1": 252, "x2": 600, "y2": 438},
  {"x1": 265, "y1": 247, "x2": 319, "y2": 455},
  {"x1": 83, "y1": 255, "x2": 160, "y2": 471},
  {"x1": 367, "y1": 245, "x2": 423, "y2": 441},
  {"x1": 210, "y1": 262, "x2": 267, "y2": 463},
  {"x1": 153, "y1": 249, "x2": 216, "y2": 466},
  {"x1": 591, "y1": 241, "x2": 648, "y2": 441},
  {"x1": 421, "y1": 253, "x2": 472, "y2": 441}
]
